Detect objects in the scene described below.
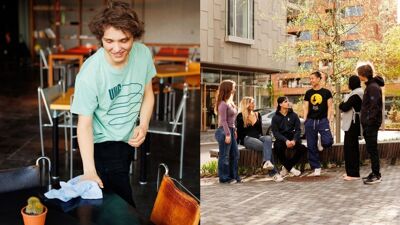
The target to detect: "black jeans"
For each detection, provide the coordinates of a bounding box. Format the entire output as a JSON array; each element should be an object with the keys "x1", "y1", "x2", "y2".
[
  {"x1": 94, "y1": 141, "x2": 135, "y2": 207},
  {"x1": 274, "y1": 140, "x2": 307, "y2": 171},
  {"x1": 344, "y1": 116, "x2": 360, "y2": 177},
  {"x1": 363, "y1": 125, "x2": 380, "y2": 177}
]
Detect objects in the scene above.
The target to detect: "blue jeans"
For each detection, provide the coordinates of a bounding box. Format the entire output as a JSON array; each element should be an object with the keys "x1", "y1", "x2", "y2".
[
  {"x1": 243, "y1": 136, "x2": 272, "y2": 162},
  {"x1": 215, "y1": 127, "x2": 239, "y2": 182},
  {"x1": 243, "y1": 135, "x2": 278, "y2": 175},
  {"x1": 94, "y1": 141, "x2": 135, "y2": 207},
  {"x1": 305, "y1": 118, "x2": 333, "y2": 169}
]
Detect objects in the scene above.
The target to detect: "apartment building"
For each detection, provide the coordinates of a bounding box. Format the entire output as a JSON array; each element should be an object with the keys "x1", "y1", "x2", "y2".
[
  {"x1": 200, "y1": 0, "x2": 294, "y2": 130},
  {"x1": 274, "y1": 0, "x2": 398, "y2": 106}
]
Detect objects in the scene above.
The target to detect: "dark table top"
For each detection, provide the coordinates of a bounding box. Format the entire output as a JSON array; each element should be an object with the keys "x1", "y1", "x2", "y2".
[{"x1": 0, "y1": 188, "x2": 152, "y2": 225}]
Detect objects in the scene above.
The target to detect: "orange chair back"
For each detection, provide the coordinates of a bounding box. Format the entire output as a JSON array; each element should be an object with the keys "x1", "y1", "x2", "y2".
[{"x1": 150, "y1": 175, "x2": 200, "y2": 225}]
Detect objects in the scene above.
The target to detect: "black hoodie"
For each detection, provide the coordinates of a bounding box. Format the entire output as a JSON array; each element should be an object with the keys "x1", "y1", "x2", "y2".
[
  {"x1": 361, "y1": 76, "x2": 385, "y2": 127},
  {"x1": 271, "y1": 109, "x2": 301, "y2": 143}
]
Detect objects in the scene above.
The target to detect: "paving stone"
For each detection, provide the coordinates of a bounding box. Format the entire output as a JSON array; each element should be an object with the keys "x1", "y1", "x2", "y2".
[{"x1": 201, "y1": 164, "x2": 400, "y2": 224}]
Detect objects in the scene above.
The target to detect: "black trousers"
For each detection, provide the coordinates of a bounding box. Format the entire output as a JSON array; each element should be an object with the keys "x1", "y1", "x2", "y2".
[
  {"x1": 94, "y1": 141, "x2": 135, "y2": 207},
  {"x1": 274, "y1": 140, "x2": 307, "y2": 171},
  {"x1": 344, "y1": 117, "x2": 361, "y2": 177},
  {"x1": 363, "y1": 125, "x2": 381, "y2": 177}
]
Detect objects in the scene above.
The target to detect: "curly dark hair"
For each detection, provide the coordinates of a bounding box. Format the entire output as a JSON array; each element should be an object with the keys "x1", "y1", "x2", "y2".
[{"x1": 89, "y1": 0, "x2": 144, "y2": 43}]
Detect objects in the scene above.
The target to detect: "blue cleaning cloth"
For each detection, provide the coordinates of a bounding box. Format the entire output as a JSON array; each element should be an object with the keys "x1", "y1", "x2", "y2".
[{"x1": 44, "y1": 175, "x2": 103, "y2": 202}]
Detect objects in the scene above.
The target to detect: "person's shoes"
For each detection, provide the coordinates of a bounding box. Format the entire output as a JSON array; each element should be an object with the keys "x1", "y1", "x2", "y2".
[
  {"x1": 363, "y1": 174, "x2": 382, "y2": 185},
  {"x1": 290, "y1": 167, "x2": 301, "y2": 176},
  {"x1": 228, "y1": 179, "x2": 238, "y2": 184},
  {"x1": 280, "y1": 166, "x2": 289, "y2": 176},
  {"x1": 262, "y1": 160, "x2": 274, "y2": 170},
  {"x1": 307, "y1": 168, "x2": 321, "y2": 176},
  {"x1": 343, "y1": 175, "x2": 360, "y2": 181},
  {"x1": 362, "y1": 172, "x2": 374, "y2": 181},
  {"x1": 273, "y1": 174, "x2": 284, "y2": 182}
]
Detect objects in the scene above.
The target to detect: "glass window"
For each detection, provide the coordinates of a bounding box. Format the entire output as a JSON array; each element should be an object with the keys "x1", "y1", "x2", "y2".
[
  {"x1": 227, "y1": 0, "x2": 254, "y2": 40},
  {"x1": 298, "y1": 61, "x2": 313, "y2": 70},
  {"x1": 202, "y1": 69, "x2": 220, "y2": 84},
  {"x1": 221, "y1": 71, "x2": 238, "y2": 83},
  {"x1": 342, "y1": 40, "x2": 361, "y2": 51},
  {"x1": 344, "y1": 24, "x2": 358, "y2": 34},
  {"x1": 343, "y1": 6, "x2": 363, "y2": 17},
  {"x1": 239, "y1": 72, "x2": 254, "y2": 85},
  {"x1": 299, "y1": 31, "x2": 311, "y2": 40}
]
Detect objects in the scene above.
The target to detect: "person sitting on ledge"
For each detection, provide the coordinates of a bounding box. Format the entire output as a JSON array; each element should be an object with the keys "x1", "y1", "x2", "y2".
[
  {"x1": 271, "y1": 96, "x2": 307, "y2": 177},
  {"x1": 236, "y1": 96, "x2": 283, "y2": 182}
]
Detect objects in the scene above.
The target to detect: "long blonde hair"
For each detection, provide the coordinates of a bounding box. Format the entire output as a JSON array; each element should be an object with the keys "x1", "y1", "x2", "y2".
[
  {"x1": 239, "y1": 97, "x2": 254, "y2": 127},
  {"x1": 214, "y1": 80, "x2": 236, "y2": 115}
]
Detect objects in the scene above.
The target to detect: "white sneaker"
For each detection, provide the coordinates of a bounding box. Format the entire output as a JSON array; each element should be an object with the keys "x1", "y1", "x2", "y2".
[
  {"x1": 308, "y1": 168, "x2": 321, "y2": 176},
  {"x1": 262, "y1": 160, "x2": 274, "y2": 170},
  {"x1": 280, "y1": 166, "x2": 289, "y2": 176},
  {"x1": 273, "y1": 174, "x2": 284, "y2": 182},
  {"x1": 290, "y1": 167, "x2": 301, "y2": 176}
]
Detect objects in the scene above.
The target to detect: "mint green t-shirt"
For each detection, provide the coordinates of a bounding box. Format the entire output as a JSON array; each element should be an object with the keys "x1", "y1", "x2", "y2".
[{"x1": 71, "y1": 42, "x2": 156, "y2": 143}]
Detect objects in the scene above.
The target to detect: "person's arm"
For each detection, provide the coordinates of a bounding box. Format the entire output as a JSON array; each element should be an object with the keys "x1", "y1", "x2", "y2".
[
  {"x1": 271, "y1": 116, "x2": 287, "y2": 143},
  {"x1": 128, "y1": 82, "x2": 154, "y2": 147},
  {"x1": 339, "y1": 95, "x2": 360, "y2": 112},
  {"x1": 366, "y1": 86, "x2": 382, "y2": 125},
  {"x1": 256, "y1": 112, "x2": 263, "y2": 136},
  {"x1": 77, "y1": 115, "x2": 103, "y2": 188},
  {"x1": 293, "y1": 113, "x2": 301, "y2": 143},
  {"x1": 303, "y1": 101, "x2": 309, "y2": 120},
  {"x1": 235, "y1": 113, "x2": 245, "y2": 144}
]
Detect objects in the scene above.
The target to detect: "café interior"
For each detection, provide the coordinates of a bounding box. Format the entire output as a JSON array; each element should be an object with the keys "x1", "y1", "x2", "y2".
[{"x1": 0, "y1": 0, "x2": 200, "y2": 224}]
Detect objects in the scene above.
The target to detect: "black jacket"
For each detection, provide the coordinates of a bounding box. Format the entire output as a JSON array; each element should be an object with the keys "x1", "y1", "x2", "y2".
[
  {"x1": 271, "y1": 109, "x2": 301, "y2": 143},
  {"x1": 361, "y1": 76, "x2": 385, "y2": 127},
  {"x1": 236, "y1": 112, "x2": 263, "y2": 145}
]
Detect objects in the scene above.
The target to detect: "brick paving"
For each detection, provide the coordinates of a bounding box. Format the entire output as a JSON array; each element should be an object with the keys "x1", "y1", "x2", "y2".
[{"x1": 201, "y1": 163, "x2": 400, "y2": 225}]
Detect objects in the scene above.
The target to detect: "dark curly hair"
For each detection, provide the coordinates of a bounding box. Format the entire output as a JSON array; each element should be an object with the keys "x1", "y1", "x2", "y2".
[{"x1": 89, "y1": 0, "x2": 144, "y2": 43}]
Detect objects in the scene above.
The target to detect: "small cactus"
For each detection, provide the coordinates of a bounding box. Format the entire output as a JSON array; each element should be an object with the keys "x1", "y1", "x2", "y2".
[{"x1": 25, "y1": 197, "x2": 44, "y2": 215}]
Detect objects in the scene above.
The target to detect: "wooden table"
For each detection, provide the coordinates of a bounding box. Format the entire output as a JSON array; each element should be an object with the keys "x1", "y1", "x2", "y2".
[
  {"x1": 49, "y1": 88, "x2": 74, "y2": 182},
  {"x1": 47, "y1": 46, "x2": 96, "y2": 87}
]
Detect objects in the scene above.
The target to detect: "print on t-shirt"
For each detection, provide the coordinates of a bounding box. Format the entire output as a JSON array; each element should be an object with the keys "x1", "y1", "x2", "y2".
[
  {"x1": 304, "y1": 88, "x2": 332, "y2": 119},
  {"x1": 310, "y1": 93, "x2": 323, "y2": 111},
  {"x1": 107, "y1": 83, "x2": 143, "y2": 126}
]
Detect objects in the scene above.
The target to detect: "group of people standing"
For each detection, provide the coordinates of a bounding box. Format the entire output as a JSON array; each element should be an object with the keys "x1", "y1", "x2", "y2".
[{"x1": 214, "y1": 62, "x2": 384, "y2": 185}]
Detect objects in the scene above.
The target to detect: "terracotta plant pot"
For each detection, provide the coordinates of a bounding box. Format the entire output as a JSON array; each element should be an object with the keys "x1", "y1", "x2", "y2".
[{"x1": 21, "y1": 206, "x2": 47, "y2": 225}]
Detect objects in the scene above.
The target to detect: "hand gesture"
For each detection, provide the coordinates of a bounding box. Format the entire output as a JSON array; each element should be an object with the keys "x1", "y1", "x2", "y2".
[
  {"x1": 80, "y1": 171, "x2": 104, "y2": 188},
  {"x1": 225, "y1": 135, "x2": 231, "y2": 144},
  {"x1": 128, "y1": 125, "x2": 148, "y2": 147}
]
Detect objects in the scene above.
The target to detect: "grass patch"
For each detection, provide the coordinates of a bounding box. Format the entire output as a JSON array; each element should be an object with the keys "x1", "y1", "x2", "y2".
[{"x1": 201, "y1": 161, "x2": 218, "y2": 177}]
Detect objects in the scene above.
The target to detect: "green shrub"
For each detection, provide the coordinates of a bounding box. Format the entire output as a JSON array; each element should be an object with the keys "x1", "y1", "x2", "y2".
[{"x1": 201, "y1": 161, "x2": 218, "y2": 177}]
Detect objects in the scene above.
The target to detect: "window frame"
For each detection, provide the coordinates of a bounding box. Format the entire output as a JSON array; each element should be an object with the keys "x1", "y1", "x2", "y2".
[{"x1": 226, "y1": 0, "x2": 255, "y2": 45}]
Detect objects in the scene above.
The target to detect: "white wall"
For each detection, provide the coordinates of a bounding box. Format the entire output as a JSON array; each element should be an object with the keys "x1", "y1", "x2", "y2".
[{"x1": 134, "y1": 0, "x2": 200, "y2": 44}]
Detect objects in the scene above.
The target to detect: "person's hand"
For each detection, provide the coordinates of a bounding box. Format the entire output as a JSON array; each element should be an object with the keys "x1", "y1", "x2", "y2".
[
  {"x1": 234, "y1": 131, "x2": 237, "y2": 140},
  {"x1": 80, "y1": 171, "x2": 104, "y2": 188},
  {"x1": 128, "y1": 125, "x2": 148, "y2": 147},
  {"x1": 290, "y1": 140, "x2": 296, "y2": 147},
  {"x1": 225, "y1": 135, "x2": 231, "y2": 144},
  {"x1": 286, "y1": 140, "x2": 293, "y2": 148}
]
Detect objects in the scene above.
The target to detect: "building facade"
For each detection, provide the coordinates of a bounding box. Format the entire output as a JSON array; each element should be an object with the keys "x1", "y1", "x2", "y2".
[{"x1": 200, "y1": 0, "x2": 294, "y2": 130}]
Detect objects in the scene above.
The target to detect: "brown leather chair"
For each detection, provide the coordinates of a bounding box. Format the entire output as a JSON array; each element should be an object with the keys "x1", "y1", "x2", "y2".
[{"x1": 150, "y1": 164, "x2": 200, "y2": 225}]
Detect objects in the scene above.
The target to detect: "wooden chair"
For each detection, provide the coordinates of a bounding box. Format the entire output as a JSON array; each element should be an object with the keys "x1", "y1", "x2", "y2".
[{"x1": 150, "y1": 163, "x2": 200, "y2": 225}]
